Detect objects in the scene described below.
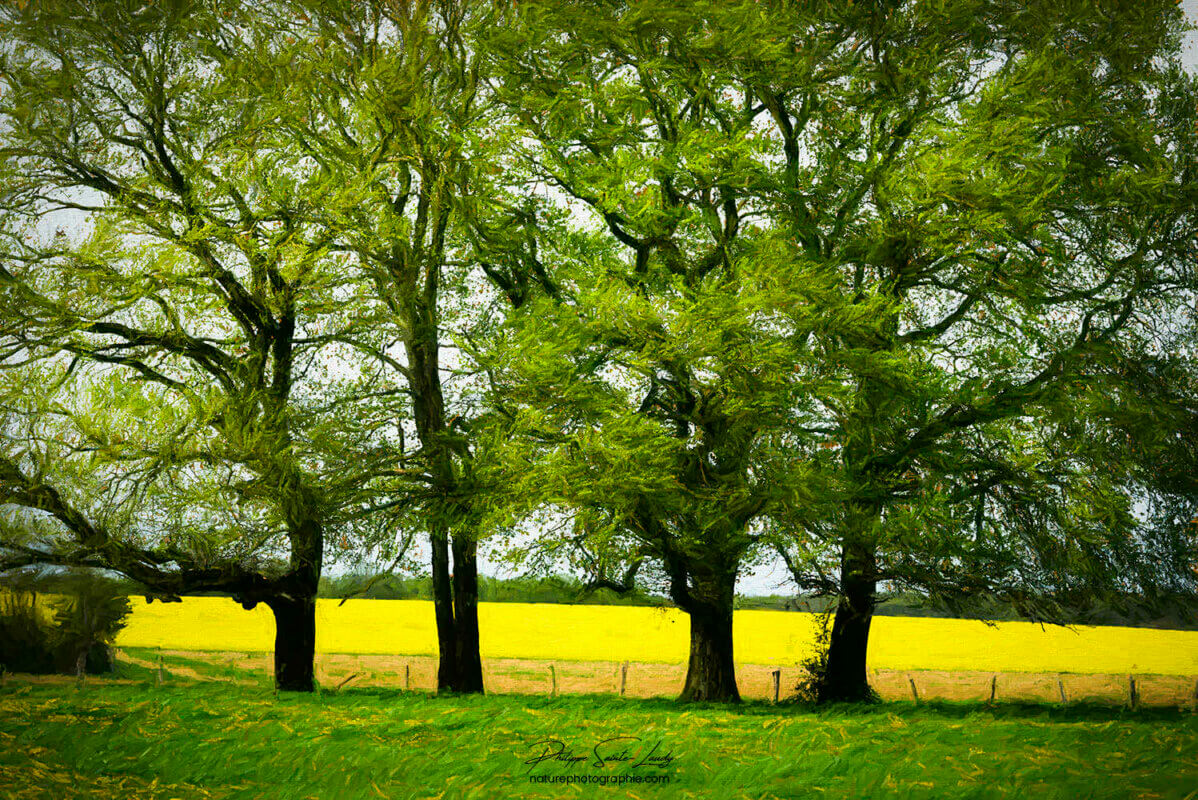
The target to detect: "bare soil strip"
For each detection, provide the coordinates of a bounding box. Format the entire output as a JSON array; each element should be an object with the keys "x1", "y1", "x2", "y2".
[{"x1": 99, "y1": 650, "x2": 1198, "y2": 707}]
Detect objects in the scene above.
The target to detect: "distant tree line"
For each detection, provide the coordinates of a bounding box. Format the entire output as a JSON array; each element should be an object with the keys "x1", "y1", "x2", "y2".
[{"x1": 316, "y1": 573, "x2": 672, "y2": 607}]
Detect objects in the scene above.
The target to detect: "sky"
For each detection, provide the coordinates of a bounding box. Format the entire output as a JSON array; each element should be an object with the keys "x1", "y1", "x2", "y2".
[{"x1": 1185, "y1": 0, "x2": 1198, "y2": 69}]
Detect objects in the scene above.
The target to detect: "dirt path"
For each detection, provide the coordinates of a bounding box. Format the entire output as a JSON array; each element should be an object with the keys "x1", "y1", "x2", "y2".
[
  {"x1": 118, "y1": 651, "x2": 260, "y2": 687},
  {"x1": 105, "y1": 650, "x2": 1198, "y2": 707}
]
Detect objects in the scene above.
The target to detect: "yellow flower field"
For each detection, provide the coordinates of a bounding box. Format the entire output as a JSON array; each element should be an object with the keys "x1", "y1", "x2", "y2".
[{"x1": 113, "y1": 597, "x2": 1198, "y2": 675}]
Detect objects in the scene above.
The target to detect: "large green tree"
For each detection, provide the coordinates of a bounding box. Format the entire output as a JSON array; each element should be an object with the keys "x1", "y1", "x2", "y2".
[
  {"x1": 483, "y1": 0, "x2": 1198, "y2": 703},
  {"x1": 234, "y1": 0, "x2": 528, "y2": 693},
  {"x1": 742, "y1": 0, "x2": 1198, "y2": 702},
  {"x1": 479, "y1": 0, "x2": 864, "y2": 702},
  {"x1": 0, "y1": 0, "x2": 405, "y2": 691}
]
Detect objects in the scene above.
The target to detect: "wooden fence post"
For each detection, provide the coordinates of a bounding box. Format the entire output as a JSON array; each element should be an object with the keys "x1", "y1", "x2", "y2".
[
  {"x1": 405, "y1": 663, "x2": 411, "y2": 691},
  {"x1": 1128, "y1": 675, "x2": 1138, "y2": 710},
  {"x1": 1057, "y1": 678, "x2": 1067, "y2": 705},
  {"x1": 549, "y1": 664, "x2": 557, "y2": 697},
  {"x1": 908, "y1": 675, "x2": 919, "y2": 703},
  {"x1": 988, "y1": 674, "x2": 997, "y2": 704},
  {"x1": 157, "y1": 652, "x2": 165, "y2": 686},
  {"x1": 619, "y1": 662, "x2": 629, "y2": 697},
  {"x1": 771, "y1": 669, "x2": 781, "y2": 704}
]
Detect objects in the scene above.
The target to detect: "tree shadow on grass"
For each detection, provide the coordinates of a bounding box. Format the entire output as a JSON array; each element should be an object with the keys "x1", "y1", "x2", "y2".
[{"x1": 322, "y1": 685, "x2": 1196, "y2": 724}]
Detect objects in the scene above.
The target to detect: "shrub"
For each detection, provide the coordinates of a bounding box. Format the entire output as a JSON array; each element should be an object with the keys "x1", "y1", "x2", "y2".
[
  {"x1": 49, "y1": 574, "x2": 132, "y2": 674},
  {"x1": 317, "y1": 573, "x2": 673, "y2": 606},
  {"x1": 0, "y1": 589, "x2": 59, "y2": 674},
  {"x1": 791, "y1": 609, "x2": 881, "y2": 704},
  {"x1": 791, "y1": 610, "x2": 832, "y2": 703},
  {"x1": 0, "y1": 570, "x2": 132, "y2": 675}
]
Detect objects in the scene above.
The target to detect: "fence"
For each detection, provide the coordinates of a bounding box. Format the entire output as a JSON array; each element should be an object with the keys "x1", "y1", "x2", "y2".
[{"x1": 102, "y1": 648, "x2": 1198, "y2": 709}]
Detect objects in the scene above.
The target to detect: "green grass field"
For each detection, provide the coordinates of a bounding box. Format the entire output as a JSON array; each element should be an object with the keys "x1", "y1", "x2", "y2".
[{"x1": 1, "y1": 652, "x2": 1196, "y2": 799}]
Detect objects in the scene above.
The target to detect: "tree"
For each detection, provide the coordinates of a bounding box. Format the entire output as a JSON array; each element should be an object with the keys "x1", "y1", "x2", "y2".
[
  {"x1": 479, "y1": 0, "x2": 869, "y2": 702},
  {"x1": 0, "y1": 0, "x2": 404, "y2": 691},
  {"x1": 483, "y1": 0, "x2": 1198, "y2": 703},
  {"x1": 722, "y1": 0, "x2": 1198, "y2": 701},
  {"x1": 233, "y1": 0, "x2": 525, "y2": 693}
]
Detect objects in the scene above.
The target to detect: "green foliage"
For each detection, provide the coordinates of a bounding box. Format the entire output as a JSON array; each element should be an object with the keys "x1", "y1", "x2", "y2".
[
  {"x1": 791, "y1": 611, "x2": 834, "y2": 705},
  {"x1": 0, "y1": 0, "x2": 418, "y2": 614},
  {"x1": 47, "y1": 573, "x2": 133, "y2": 674},
  {"x1": 0, "y1": 570, "x2": 131, "y2": 675},
  {"x1": 2, "y1": 0, "x2": 1197, "y2": 703},
  {"x1": 476, "y1": 0, "x2": 1198, "y2": 634},
  {"x1": 317, "y1": 574, "x2": 430, "y2": 601},
  {"x1": 0, "y1": 589, "x2": 59, "y2": 674}
]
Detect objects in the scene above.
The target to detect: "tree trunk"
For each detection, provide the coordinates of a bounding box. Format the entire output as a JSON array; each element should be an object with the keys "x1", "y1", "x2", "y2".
[
  {"x1": 818, "y1": 542, "x2": 877, "y2": 703},
  {"x1": 405, "y1": 323, "x2": 476, "y2": 694},
  {"x1": 268, "y1": 595, "x2": 316, "y2": 692},
  {"x1": 451, "y1": 533, "x2": 484, "y2": 693},
  {"x1": 430, "y1": 526, "x2": 460, "y2": 692},
  {"x1": 678, "y1": 572, "x2": 740, "y2": 703}
]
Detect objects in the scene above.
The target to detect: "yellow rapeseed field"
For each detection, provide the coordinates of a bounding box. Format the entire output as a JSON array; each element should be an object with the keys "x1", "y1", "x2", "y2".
[{"x1": 112, "y1": 597, "x2": 1198, "y2": 675}]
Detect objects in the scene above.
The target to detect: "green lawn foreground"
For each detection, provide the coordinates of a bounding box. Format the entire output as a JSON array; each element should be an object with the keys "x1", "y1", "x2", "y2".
[{"x1": 0, "y1": 653, "x2": 1194, "y2": 799}]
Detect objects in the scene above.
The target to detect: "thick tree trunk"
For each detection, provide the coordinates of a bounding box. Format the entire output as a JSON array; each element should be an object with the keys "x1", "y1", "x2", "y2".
[
  {"x1": 405, "y1": 321, "x2": 482, "y2": 693},
  {"x1": 678, "y1": 571, "x2": 740, "y2": 703},
  {"x1": 267, "y1": 595, "x2": 316, "y2": 692},
  {"x1": 817, "y1": 542, "x2": 877, "y2": 703},
  {"x1": 262, "y1": 513, "x2": 323, "y2": 693},
  {"x1": 430, "y1": 526, "x2": 460, "y2": 692},
  {"x1": 451, "y1": 533, "x2": 484, "y2": 693},
  {"x1": 430, "y1": 527, "x2": 484, "y2": 694}
]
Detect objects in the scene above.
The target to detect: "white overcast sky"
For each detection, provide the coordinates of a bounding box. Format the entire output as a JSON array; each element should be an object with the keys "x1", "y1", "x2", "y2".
[{"x1": 1184, "y1": 0, "x2": 1198, "y2": 69}]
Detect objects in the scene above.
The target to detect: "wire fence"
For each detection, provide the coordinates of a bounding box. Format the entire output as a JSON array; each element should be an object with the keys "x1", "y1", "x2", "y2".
[{"x1": 81, "y1": 649, "x2": 1198, "y2": 710}]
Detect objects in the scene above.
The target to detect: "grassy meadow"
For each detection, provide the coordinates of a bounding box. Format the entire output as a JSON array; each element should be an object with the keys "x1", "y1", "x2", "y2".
[
  {"x1": 6, "y1": 598, "x2": 1195, "y2": 797},
  {"x1": 1, "y1": 654, "x2": 1196, "y2": 800}
]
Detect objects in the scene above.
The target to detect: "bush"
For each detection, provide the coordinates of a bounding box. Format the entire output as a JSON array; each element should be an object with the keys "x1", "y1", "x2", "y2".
[
  {"x1": 0, "y1": 589, "x2": 60, "y2": 674},
  {"x1": 790, "y1": 610, "x2": 832, "y2": 703},
  {"x1": 50, "y1": 574, "x2": 132, "y2": 674},
  {"x1": 791, "y1": 609, "x2": 881, "y2": 704},
  {"x1": 0, "y1": 570, "x2": 132, "y2": 676}
]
